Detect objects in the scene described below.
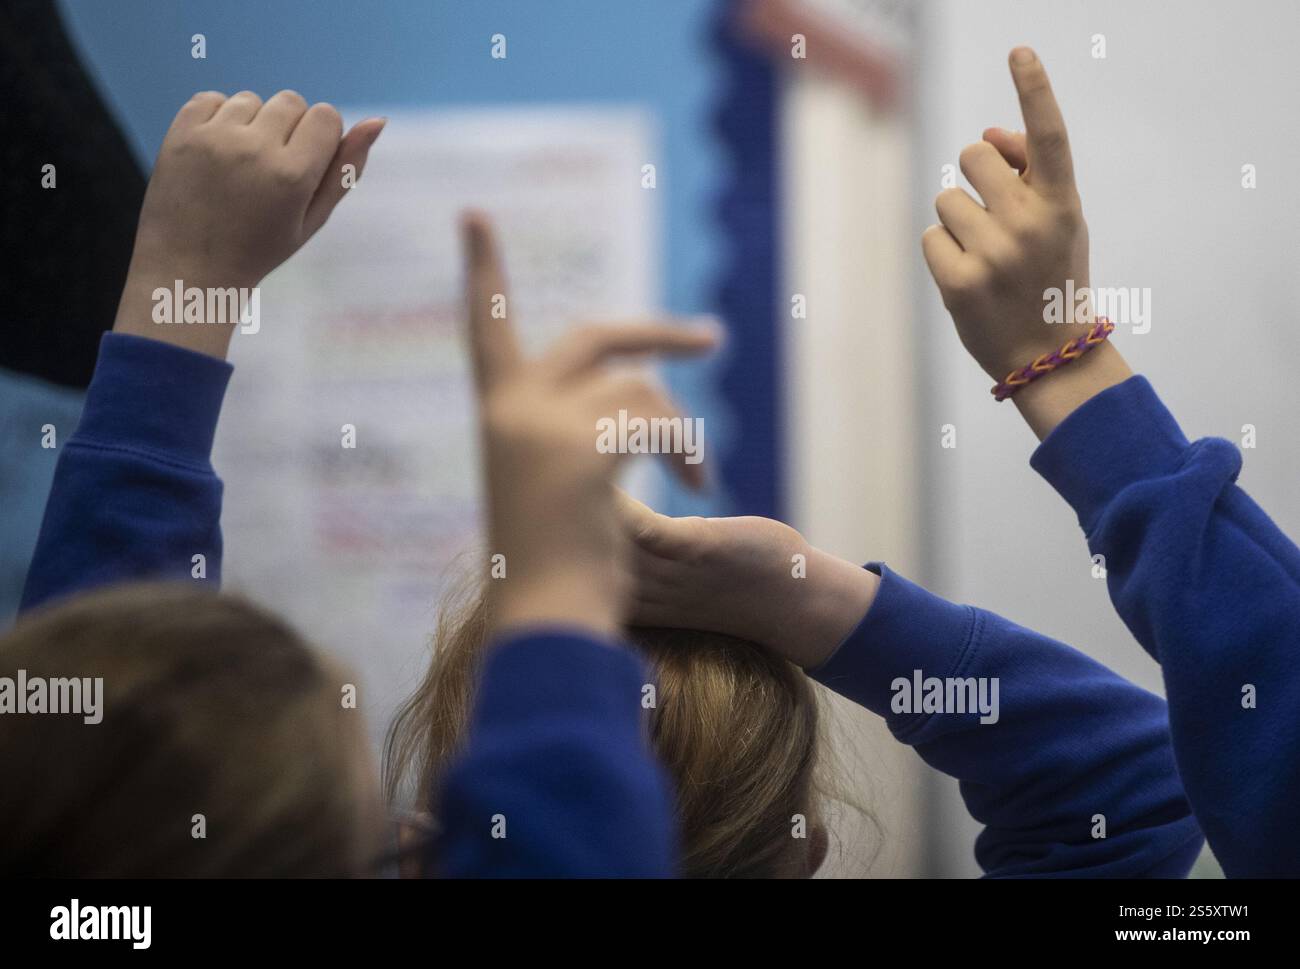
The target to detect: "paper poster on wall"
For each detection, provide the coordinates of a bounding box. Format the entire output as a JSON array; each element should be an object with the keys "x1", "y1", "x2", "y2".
[{"x1": 213, "y1": 107, "x2": 658, "y2": 758}]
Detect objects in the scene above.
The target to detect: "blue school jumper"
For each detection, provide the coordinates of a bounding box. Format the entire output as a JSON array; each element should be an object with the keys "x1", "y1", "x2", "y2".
[
  {"x1": 20, "y1": 334, "x2": 1208, "y2": 876},
  {"x1": 1032, "y1": 376, "x2": 1300, "y2": 877}
]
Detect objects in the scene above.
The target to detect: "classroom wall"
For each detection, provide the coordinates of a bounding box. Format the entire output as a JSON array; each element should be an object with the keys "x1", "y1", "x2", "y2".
[
  {"x1": 914, "y1": 0, "x2": 1300, "y2": 875},
  {"x1": 52, "y1": 0, "x2": 743, "y2": 760},
  {"x1": 56, "y1": 0, "x2": 731, "y2": 519},
  {"x1": 783, "y1": 72, "x2": 927, "y2": 875}
]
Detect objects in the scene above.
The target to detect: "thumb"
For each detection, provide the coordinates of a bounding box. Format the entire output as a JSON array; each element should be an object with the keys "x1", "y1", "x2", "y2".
[
  {"x1": 303, "y1": 117, "x2": 386, "y2": 238},
  {"x1": 614, "y1": 489, "x2": 680, "y2": 556}
]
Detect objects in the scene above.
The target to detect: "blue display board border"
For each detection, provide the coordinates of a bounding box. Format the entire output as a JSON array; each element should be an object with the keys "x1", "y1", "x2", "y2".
[{"x1": 711, "y1": 1, "x2": 782, "y2": 520}]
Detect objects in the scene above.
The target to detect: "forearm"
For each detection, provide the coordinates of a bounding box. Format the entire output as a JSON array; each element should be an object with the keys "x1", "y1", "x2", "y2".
[
  {"x1": 623, "y1": 511, "x2": 882, "y2": 672},
  {"x1": 786, "y1": 548, "x2": 880, "y2": 669},
  {"x1": 728, "y1": 545, "x2": 881, "y2": 670},
  {"x1": 1012, "y1": 340, "x2": 1133, "y2": 440},
  {"x1": 111, "y1": 258, "x2": 244, "y2": 362},
  {"x1": 491, "y1": 565, "x2": 621, "y2": 643}
]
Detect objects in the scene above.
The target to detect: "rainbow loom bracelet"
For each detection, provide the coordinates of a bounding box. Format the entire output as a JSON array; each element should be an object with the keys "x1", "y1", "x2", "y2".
[{"x1": 991, "y1": 317, "x2": 1116, "y2": 401}]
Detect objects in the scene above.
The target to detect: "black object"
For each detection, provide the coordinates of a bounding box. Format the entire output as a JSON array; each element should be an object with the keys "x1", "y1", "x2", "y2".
[{"x1": 0, "y1": 0, "x2": 147, "y2": 389}]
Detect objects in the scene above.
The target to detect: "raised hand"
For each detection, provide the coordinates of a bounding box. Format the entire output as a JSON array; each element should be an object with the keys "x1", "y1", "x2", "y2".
[
  {"x1": 461, "y1": 213, "x2": 717, "y2": 639},
  {"x1": 922, "y1": 47, "x2": 1092, "y2": 382},
  {"x1": 618, "y1": 493, "x2": 878, "y2": 669},
  {"x1": 114, "y1": 90, "x2": 386, "y2": 358},
  {"x1": 922, "y1": 47, "x2": 1133, "y2": 437}
]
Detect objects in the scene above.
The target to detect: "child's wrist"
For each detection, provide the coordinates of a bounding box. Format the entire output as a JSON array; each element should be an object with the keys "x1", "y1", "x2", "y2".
[
  {"x1": 787, "y1": 549, "x2": 880, "y2": 669},
  {"x1": 983, "y1": 321, "x2": 1096, "y2": 382},
  {"x1": 1012, "y1": 340, "x2": 1133, "y2": 440},
  {"x1": 113, "y1": 291, "x2": 239, "y2": 361},
  {"x1": 490, "y1": 570, "x2": 622, "y2": 645},
  {"x1": 112, "y1": 258, "x2": 261, "y2": 361}
]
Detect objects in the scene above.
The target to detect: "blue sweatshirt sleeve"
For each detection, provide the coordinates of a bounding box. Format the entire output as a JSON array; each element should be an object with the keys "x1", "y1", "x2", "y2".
[
  {"x1": 1031, "y1": 375, "x2": 1300, "y2": 877},
  {"x1": 21, "y1": 334, "x2": 675, "y2": 878},
  {"x1": 435, "y1": 630, "x2": 676, "y2": 878},
  {"x1": 20, "y1": 333, "x2": 231, "y2": 612},
  {"x1": 811, "y1": 565, "x2": 1203, "y2": 878}
]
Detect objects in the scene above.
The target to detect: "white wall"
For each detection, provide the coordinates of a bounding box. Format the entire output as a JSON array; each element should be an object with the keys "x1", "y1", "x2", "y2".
[
  {"x1": 783, "y1": 70, "x2": 928, "y2": 874},
  {"x1": 914, "y1": 0, "x2": 1300, "y2": 875}
]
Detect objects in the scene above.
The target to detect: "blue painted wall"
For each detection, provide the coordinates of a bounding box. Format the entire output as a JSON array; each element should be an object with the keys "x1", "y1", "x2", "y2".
[{"x1": 58, "y1": 0, "x2": 738, "y2": 516}]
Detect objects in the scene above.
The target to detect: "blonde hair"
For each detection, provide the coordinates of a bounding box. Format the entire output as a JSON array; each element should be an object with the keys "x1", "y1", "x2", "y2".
[
  {"x1": 0, "y1": 583, "x2": 381, "y2": 877},
  {"x1": 386, "y1": 579, "x2": 826, "y2": 877}
]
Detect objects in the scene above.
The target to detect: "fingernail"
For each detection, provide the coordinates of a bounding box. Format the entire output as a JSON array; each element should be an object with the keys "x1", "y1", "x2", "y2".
[{"x1": 1011, "y1": 46, "x2": 1036, "y2": 66}]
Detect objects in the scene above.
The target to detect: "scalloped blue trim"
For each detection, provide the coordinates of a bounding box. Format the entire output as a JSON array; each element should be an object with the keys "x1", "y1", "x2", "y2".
[{"x1": 710, "y1": 1, "x2": 782, "y2": 520}]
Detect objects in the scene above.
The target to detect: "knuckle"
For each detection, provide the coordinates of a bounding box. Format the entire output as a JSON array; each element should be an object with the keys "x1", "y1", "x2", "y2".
[
  {"x1": 982, "y1": 240, "x2": 1021, "y2": 274},
  {"x1": 272, "y1": 160, "x2": 313, "y2": 188},
  {"x1": 958, "y1": 141, "x2": 993, "y2": 171},
  {"x1": 940, "y1": 284, "x2": 969, "y2": 312},
  {"x1": 1037, "y1": 126, "x2": 1068, "y2": 154},
  {"x1": 948, "y1": 265, "x2": 991, "y2": 302},
  {"x1": 1051, "y1": 198, "x2": 1084, "y2": 230},
  {"x1": 167, "y1": 130, "x2": 204, "y2": 156},
  {"x1": 310, "y1": 102, "x2": 343, "y2": 131},
  {"x1": 936, "y1": 187, "x2": 967, "y2": 211},
  {"x1": 227, "y1": 135, "x2": 263, "y2": 164},
  {"x1": 1007, "y1": 205, "x2": 1048, "y2": 242}
]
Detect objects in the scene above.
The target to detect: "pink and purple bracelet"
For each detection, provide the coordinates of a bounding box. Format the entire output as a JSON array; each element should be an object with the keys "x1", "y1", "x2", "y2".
[{"x1": 991, "y1": 317, "x2": 1115, "y2": 401}]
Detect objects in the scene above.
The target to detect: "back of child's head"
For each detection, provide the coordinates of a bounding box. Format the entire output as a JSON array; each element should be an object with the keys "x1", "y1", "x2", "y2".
[
  {"x1": 0, "y1": 583, "x2": 382, "y2": 877},
  {"x1": 386, "y1": 581, "x2": 826, "y2": 877}
]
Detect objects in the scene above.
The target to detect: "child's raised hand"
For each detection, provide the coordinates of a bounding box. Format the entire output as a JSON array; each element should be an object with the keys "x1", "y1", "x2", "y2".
[
  {"x1": 461, "y1": 213, "x2": 717, "y2": 640},
  {"x1": 617, "y1": 494, "x2": 879, "y2": 669},
  {"x1": 922, "y1": 47, "x2": 1092, "y2": 382},
  {"x1": 114, "y1": 90, "x2": 385, "y2": 358}
]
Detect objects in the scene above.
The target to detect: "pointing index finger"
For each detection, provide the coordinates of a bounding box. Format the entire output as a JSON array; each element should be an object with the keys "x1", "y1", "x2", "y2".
[
  {"x1": 461, "y1": 211, "x2": 521, "y2": 387},
  {"x1": 1008, "y1": 47, "x2": 1075, "y2": 192}
]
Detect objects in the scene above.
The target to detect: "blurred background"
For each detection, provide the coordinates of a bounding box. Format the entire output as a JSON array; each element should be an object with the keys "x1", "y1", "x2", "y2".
[{"x1": 2, "y1": 0, "x2": 1296, "y2": 876}]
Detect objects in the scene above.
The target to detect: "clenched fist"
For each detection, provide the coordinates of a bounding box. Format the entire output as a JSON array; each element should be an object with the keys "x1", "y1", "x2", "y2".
[{"x1": 114, "y1": 89, "x2": 385, "y2": 358}]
